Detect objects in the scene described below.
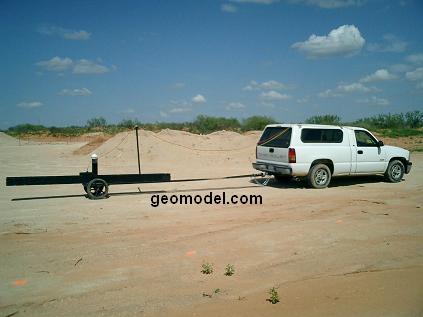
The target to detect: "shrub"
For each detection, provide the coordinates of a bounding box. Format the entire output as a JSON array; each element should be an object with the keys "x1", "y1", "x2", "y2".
[
  {"x1": 86, "y1": 117, "x2": 107, "y2": 129},
  {"x1": 118, "y1": 119, "x2": 139, "y2": 129},
  {"x1": 193, "y1": 115, "x2": 241, "y2": 134},
  {"x1": 242, "y1": 116, "x2": 277, "y2": 131},
  {"x1": 305, "y1": 115, "x2": 341, "y2": 125},
  {"x1": 405, "y1": 111, "x2": 423, "y2": 128},
  {"x1": 224, "y1": 264, "x2": 235, "y2": 276},
  {"x1": 267, "y1": 287, "x2": 280, "y2": 304},
  {"x1": 201, "y1": 262, "x2": 214, "y2": 274}
]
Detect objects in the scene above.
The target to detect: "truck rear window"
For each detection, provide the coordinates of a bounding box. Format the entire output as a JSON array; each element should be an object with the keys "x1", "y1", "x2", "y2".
[
  {"x1": 258, "y1": 127, "x2": 291, "y2": 148},
  {"x1": 301, "y1": 128, "x2": 343, "y2": 143}
]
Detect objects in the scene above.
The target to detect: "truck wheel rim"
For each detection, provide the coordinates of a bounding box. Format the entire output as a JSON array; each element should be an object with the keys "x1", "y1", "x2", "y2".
[
  {"x1": 315, "y1": 169, "x2": 328, "y2": 185},
  {"x1": 391, "y1": 165, "x2": 402, "y2": 179}
]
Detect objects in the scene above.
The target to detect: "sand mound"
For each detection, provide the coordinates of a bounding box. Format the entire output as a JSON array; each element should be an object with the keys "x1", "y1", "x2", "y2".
[
  {"x1": 0, "y1": 132, "x2": 19, "y2": 145},
  {"x1": 83, "y1": 129, "x2": 259, "y2": 178}
]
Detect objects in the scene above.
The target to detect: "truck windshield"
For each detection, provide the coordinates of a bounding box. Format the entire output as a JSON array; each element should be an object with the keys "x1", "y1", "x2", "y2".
[{"x1": 258, "y1": 127, "x2": 291, "y2": 148}]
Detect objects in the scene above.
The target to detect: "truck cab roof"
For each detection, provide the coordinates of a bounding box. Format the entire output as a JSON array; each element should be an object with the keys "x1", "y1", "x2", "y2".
[{"x1": 264, "y1": 123, "x2": 367, "y2": 131}]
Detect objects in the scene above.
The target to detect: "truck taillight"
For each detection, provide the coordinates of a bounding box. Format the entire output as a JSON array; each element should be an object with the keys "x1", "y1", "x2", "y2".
[{"x1": 288, "y1": 148, "x2": 296, "y2": 163}]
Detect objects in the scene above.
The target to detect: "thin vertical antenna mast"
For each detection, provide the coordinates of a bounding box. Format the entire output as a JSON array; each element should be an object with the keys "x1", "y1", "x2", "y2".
[{"x1": 135, "y1": 126, "x2": 141, "y2": 174}]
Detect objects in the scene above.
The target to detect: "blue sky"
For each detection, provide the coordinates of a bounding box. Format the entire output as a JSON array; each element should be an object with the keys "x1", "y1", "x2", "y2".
[{"x1": 1, "y1": 0, "x2": 423, "y2": 129}]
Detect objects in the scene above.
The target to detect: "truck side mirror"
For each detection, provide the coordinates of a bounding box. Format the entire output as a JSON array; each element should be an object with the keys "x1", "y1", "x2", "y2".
[{"x1": 378, "y1": 140, "x2": 384, "y2": 147}]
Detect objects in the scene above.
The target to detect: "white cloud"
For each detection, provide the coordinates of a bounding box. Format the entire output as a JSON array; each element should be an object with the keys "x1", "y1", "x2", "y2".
[
  {"x1": 260, "y1": 102, "x2": 275, "y2": 108},
  {"x1": 172, "y1": 82, "x2": 186, "y2": 89},
  {"x1": 36, "y1": 57, "x2": 110, "y2": 75},
  {"x1": 318, "y1": 89, "x2": 342, "y2": 98},
  {"x1": 416, "y1": 82, "x2": 423, "y2": 90},
  {"x1": 169, "y1": 107, "x2": 192, "y2": 113},
  {"x1": 36, "y1": 56, "x2": 73, "y2": 71},
  {"x1": 192, "y1": 94, "x2": 206, "y2": 104},
  {"x1": 299, "y1": 0, "x2": 364, "y2": 8},
  {"x1": 319, "y1": 82, "x2": 377, "y2": 98},
  {"x1": 58, "y1": 88, "x2": 92, "y2": 96},
  {"x1": 338, "y1": 82, "x2": 373, "y2": 93},
  {"x1": 406, "y1": 53, "x2": 423, "y2": 65},
  {"x1": 63, "y1": 30, "x2": 90, "y2": 40},
  {"x1": 259, "y1": 80, "x2": 290, "y2": 90},
  {"x1": 367, "y1": 34, "x2": 407, "y2": 53},
  {"x1": 359, "y1": 69, "x2": 396, "y2": 83},
  {"x1": 296, "y1": 97, "x2": 309, "y2": 103},
  {"x1": 121, "y1": 108, "x2": 135, "y2": 114},
  {"x1": 292, "y1": 25, "x2": 365, "y2": 58},
  {"x1": 243, "y1": 80, "x2": 289, "y2": 91},
  {"x1": 159, "y1": 110, "x2": 168, "y2": 118},
  {"x1": 229, "y1": 0, "x2": 363, "y2": 8},
  {"x1": 73, "y1": 59, "x2": 109, "y2": 74},
  {"x1": 225, "y1": 102, "x2": 246, "y2": 110},
  {"x1": 38, "y1": 25, "x2": 91, "y2": 40},
  {"x1": 229, "y1": 0, "x2": 279, "y2": 4},
  {"x1": 260, "y1": 90, "x2": 291, "y2": 101},
  {"x1": 405, "y1": 67, "x2": 423, "y2": 81},
  {"x1": 166, "y1": 100, "x2": 193, "y2": 114},
  {"x1": 221, "y1": 3, "x2": 238, "y2": 12},
  {"x1": 17, "y1": 101, "x2": 43, "y2": 108},
  {"x1": 243, "y1": 80, "x2": 258, "y2": 91},
  {"x1": 389, "y1": 64, "x2": 412, "y2": 74},
  {"x1": 357, "y1": 96, "x2": 390, "y2": 106}
]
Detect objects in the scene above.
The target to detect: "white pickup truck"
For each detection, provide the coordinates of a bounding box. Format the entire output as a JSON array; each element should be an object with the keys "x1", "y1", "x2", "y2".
[{"x1": 253, "y1": 124, "x2": 412, "y2": 188}]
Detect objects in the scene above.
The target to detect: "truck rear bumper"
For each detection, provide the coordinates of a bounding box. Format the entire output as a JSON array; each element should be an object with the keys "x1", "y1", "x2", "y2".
[
  {"x1": 405, "y1": 162, "x2": 412, "y2": 174},
  {"x1": 252, "y1": 162, "x2": 292, "y2": 175}
]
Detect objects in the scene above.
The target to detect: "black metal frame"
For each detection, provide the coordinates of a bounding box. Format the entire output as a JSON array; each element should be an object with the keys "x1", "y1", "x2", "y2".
[
  {"x1": 6, "y1": 172, "x2": 171, "y2": 199},
  {"x1": 6, "y1": 172, "x2": 171, "y2": 186}
]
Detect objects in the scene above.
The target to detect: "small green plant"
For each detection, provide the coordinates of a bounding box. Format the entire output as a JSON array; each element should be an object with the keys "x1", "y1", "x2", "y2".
[
  {"x1": 201, "y1": 262, "x2": 214, "y2": 274},
  {"x1": 267, "y1": 287, "x2": 280, "y2": 304},
  {"x1": 202, "y1": 288, "x2": 221, "y2": 298},
  {"x1": 224, "y1": 264, "x2": 235, "y2": 276}
]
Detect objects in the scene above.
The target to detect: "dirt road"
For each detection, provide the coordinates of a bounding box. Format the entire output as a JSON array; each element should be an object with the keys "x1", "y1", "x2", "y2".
[{"x1": 1, "y1": 131, "x2": 422, "y2": 316}]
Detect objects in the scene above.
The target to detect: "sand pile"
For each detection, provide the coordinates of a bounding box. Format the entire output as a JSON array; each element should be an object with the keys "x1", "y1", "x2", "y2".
[
  {"x1": 0, "y1": 132, "x2": 19, "y2": 146},
  {"x1": 80, "y1": 129, "x2": 260, "y2": 178}
]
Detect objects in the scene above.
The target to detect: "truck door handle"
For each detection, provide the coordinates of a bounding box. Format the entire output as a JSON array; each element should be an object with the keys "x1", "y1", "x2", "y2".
[
  {"x1": 357, "y1": 150, "x2": 363, "y2": 154},
  {"x1": 269, "y1": 148, "x2": 274, "y2": 153}
]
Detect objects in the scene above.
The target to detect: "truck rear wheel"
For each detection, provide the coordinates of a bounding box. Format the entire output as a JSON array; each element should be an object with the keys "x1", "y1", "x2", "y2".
[
  {"x1": 308, "y1": 164, "x2": 331, "y2": 189},
  {"x1": 384, "y1": 160, "x2": 404, "y2": 183}
]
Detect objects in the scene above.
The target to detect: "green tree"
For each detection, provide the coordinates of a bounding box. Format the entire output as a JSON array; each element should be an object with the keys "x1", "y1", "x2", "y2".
[
  {"x1": 86, "y1": 117, "x2": 107, "y2": 129},
  {"x1": 193, "y1": 115, "x2": 241, "y2": 133},
  {"x1": 305, "y1": 115, "x2": 341, "y2": 125},
  {"x1": 242, "y1": 116, "x2": 277, "y2": 131}
]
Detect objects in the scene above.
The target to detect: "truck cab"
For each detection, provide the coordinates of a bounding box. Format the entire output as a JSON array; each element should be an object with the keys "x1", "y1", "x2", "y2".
[{"x1": 253, "y1": 124, "x2": 412, "y2": 188}]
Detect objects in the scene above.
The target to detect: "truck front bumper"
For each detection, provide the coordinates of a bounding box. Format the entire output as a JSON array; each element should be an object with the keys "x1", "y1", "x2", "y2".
[
  {"x1": 405, "y1": 161, "x2": 412, "y2": 174},
  {"x1": 252, "y1": 162, "x2": 292, "y2": 175}
]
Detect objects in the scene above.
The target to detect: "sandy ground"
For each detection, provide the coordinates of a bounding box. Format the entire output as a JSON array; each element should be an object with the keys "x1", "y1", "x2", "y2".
[{"x1": 1, "y1": 130, "x2": 422, "y2": 317}]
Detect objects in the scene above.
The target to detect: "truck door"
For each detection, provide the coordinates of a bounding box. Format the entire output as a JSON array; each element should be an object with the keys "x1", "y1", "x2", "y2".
[{"x1": 353, "y1": 130, "x2": 386, "y2": 173}]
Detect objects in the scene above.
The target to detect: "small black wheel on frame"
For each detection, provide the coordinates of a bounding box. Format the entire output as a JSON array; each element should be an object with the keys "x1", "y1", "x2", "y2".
[{"x1": 86, "y1": 178, "x2": 109, "y2": 199}]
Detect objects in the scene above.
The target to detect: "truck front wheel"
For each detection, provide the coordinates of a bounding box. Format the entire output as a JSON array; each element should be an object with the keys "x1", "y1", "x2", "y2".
[
  {"x1": 385, "y1": 160, "x2": 404, "y2": 183},
  {"x1": 308, "y1": 164, "x2": 331, "y2": 189}
]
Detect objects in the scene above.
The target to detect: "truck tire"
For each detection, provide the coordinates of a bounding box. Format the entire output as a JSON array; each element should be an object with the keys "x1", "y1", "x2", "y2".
[
  {"x1": 384, "y1": 160, "x2": 404, "y2": 183},
  {"x1": 308, "y1": 164, "x2": 331, "y2": 189}
]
